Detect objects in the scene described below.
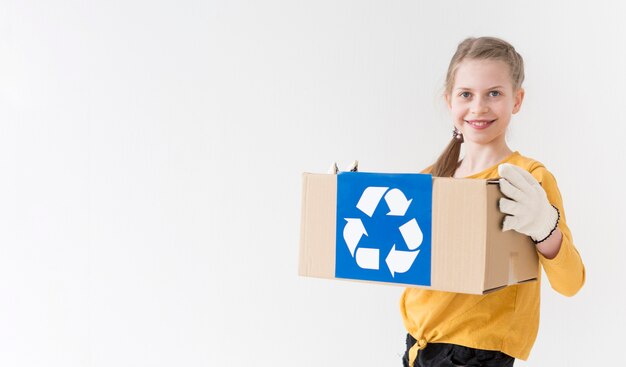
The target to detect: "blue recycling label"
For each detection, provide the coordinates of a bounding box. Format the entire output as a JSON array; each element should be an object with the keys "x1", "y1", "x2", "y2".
[{"x1": 335, "y1": 172, "x2": 432, "y2": 286}]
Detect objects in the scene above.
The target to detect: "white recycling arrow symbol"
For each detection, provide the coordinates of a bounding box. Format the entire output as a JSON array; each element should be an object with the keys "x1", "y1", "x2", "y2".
[
  {"x1": 343, "y1": 218, "x2": 367, "y2": 257},
  {"x1": 385, "y1": 188, "x2": 413, "y2": 216},
  {"x1": 356, "y1": 186, "x2": 388, "y2": 217},
  {"x1": 343, "y1": 186, "x2": 423, "y2": 277},
  {"x1": 399, "y1": 218, "x2": 422, "y2": 250},
  {"x1": 385, "y1": 245, "x2": 420, "y2": 277},
  {"x1": 356, "y1": 248, "x2": 379, "y2": 270},
  {"x1": 385, "y1": 219, "x2": 423, "y2": 277}
]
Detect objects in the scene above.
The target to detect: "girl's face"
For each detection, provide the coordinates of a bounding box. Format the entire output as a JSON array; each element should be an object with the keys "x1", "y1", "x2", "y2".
[{"x1": 446, "y1": 58, "x2": 524, "y2": 147}]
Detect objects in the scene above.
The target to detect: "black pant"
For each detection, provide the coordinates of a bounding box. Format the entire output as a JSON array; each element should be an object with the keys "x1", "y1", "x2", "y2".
[{"x1": 402, "y1": 334, "x2": 515, "y2": 367}]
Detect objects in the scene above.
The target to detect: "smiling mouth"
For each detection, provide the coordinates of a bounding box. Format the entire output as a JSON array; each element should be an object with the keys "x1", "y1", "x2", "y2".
[{"x1": 465, "y1": 119, "x2": 496, "y2": 128}]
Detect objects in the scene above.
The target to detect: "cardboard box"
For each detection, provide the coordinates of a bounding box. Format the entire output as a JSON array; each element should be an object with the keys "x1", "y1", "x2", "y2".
[{"x1": 298, "y1": 172, "x2": 539, "y2": 294}]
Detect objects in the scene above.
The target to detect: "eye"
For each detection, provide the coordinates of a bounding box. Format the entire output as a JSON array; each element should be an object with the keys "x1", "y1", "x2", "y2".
[
  {"x1": 459, "y1": 91, "x2": 471, "y2": 98},
  {"x1": 489, "y1": 90, "x2": 501, "y2": 97}
]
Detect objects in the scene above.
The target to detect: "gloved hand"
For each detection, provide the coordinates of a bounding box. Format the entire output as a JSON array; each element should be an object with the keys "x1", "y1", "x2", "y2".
[
  {"x1": 497, "y1": 163, "x2": 559, "y2": 243},
  {"x1": 328, "y1": 160, "x2": 359, "y2": 174}
]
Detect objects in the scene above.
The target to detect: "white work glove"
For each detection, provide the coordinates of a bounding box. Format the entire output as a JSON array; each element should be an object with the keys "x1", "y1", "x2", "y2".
[
  {"x1": 497, "y1": 163, "x2": 560, "y2": 243},
  {"x1": 328, "y1": 160, "x2": 359, "y2": 174}
]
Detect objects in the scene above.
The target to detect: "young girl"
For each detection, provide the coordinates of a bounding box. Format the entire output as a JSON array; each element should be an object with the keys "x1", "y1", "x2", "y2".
[{"x1": 399, "y1": 36, "x2": 586, "y2": 366}]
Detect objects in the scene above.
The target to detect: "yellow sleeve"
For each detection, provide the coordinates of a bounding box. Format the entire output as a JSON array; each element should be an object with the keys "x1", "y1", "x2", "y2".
[
  {"x1": 420, "y1": 165, "x2": 434, "y2": 174},
  {"x1": 530, "y1": 164, "x2": 586, "y2": 297}
]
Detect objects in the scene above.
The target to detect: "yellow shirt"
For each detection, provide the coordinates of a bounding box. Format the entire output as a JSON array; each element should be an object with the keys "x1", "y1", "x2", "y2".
[{"x1": 400, "y1": 151, "x2": 586, "y2": 361}]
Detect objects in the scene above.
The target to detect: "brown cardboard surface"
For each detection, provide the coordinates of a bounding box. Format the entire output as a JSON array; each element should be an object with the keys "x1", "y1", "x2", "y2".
[
  {"x1": 298, "y1": 173, "x2": 336, "y2": 279},
  {"x1": 431, "y1": 178, "x2": 487, "y2": 294},
  {"x1": 298, "y1": 172, "x2": 539, "y2": 294}
]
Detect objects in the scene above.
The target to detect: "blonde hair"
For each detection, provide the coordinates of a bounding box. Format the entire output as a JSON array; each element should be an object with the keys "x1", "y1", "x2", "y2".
[{"x1": 431, "y1": 37, "x2": 525, "y2": 177}]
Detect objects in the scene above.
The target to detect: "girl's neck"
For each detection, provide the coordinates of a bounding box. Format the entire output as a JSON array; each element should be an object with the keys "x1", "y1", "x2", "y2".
[{"x1": 454, "y1": 141, "x2": 514, "y2": 178}]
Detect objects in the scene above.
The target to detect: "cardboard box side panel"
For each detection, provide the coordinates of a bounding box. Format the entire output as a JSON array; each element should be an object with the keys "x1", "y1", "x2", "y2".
[
  {"x1": 298, "y1": 173, "x2": 337, "y2": 279},
  {"x1": 484, "y1": 184, "x2": 538, "y2": 289},
  {"x1": 483, "y1": 183, "x2": 512, "y2": 290},
  {"x1": 432, "y1": 178, "x2": 487, "y2": 294}
]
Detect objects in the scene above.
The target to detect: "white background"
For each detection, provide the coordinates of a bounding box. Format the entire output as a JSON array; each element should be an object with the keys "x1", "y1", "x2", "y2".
[{"x1": 1, "y1": 1, "x2": 624, "y2": 366}]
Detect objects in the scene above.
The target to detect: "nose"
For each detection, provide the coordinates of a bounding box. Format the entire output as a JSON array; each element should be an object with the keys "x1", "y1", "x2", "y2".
[{"x1": 471, "y1": 96, "x2": 489, "y2": 115}]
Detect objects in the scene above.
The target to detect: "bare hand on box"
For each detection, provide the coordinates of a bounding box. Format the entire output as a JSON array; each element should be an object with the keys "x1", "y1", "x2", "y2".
[
  {"x1": 497, "y1": 163, "x2": 559, "y2": 243},
  {"x1": 327, "y1": 160, "x2": 359, "y2": 174}
]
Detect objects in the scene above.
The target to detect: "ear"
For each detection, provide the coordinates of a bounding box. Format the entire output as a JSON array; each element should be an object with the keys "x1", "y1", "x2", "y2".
[
  {"x1": 512, "y1": 88, "x2": 525, "y2": 114},
  {"x1": 444, "y1": 93, "x2": 452, "y2": 110}
]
